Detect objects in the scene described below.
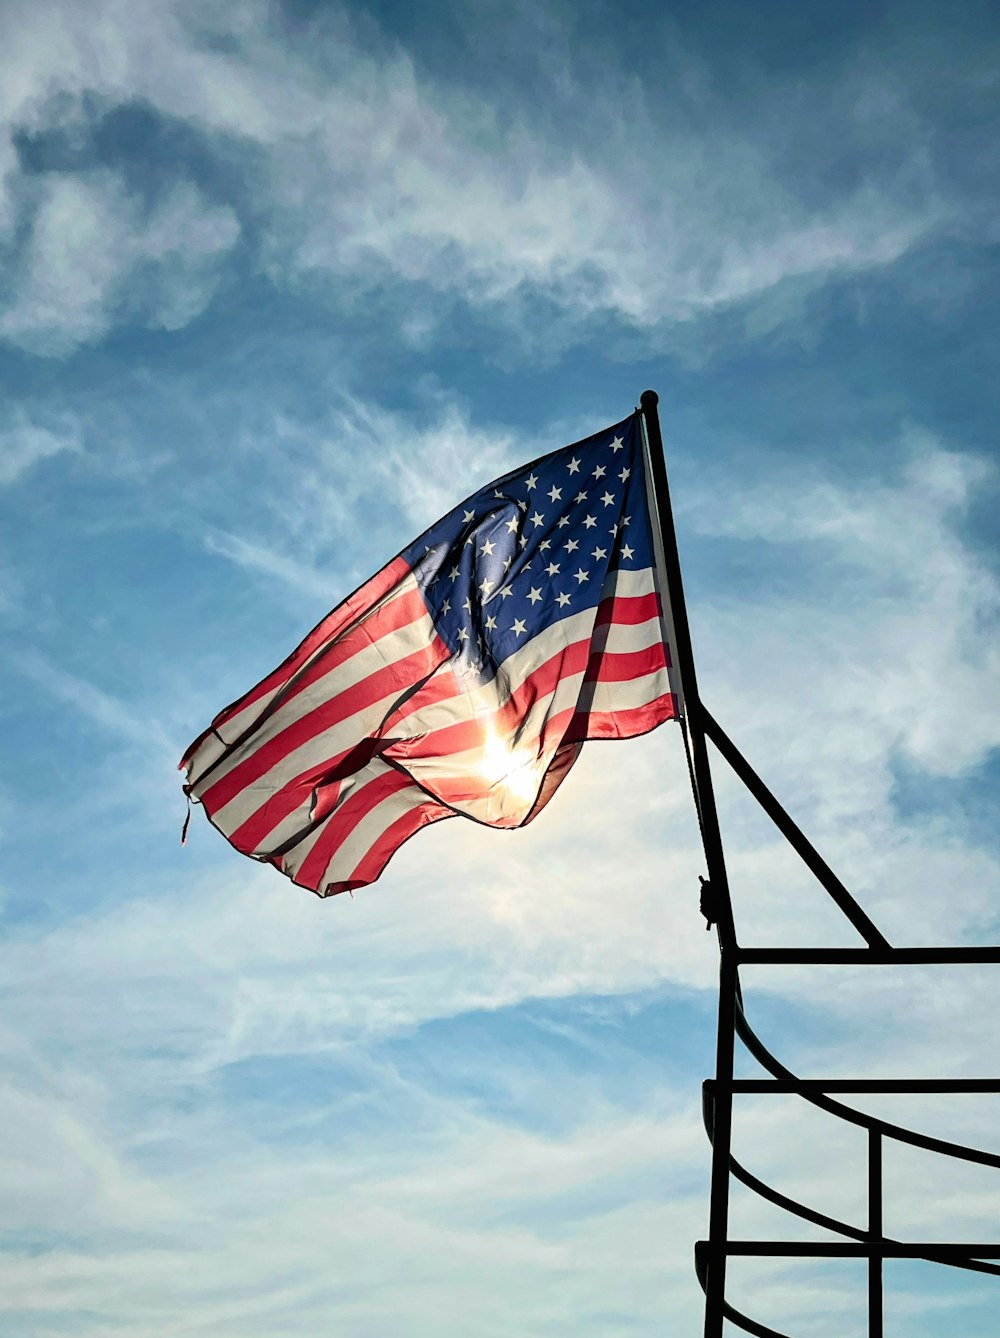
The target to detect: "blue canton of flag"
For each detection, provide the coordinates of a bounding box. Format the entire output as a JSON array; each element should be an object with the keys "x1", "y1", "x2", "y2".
[
  {"x1": 182, "y1": 411, "x2": 680, "y2": 897},
  {"x1": 408, "y1": 416, "x2": 656, "y2": 672}
]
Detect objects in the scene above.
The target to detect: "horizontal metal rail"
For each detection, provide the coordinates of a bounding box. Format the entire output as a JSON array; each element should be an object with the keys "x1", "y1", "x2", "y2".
[
  {"x1": 723, "y1": 1078, "x2": 1000, "y2": 1094},
  {"x1": 714, "y1": 1242, "x2": 1000, "y2": 1259},
  {"x1": 738, "y1": 947, "x2": 1000, "y2": 965},
  {"x1": 695, "y1": 1244, "x2": 794, "y2": 1338}
]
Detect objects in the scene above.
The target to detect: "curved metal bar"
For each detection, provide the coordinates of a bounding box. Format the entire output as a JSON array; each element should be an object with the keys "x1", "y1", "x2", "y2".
[
  {"x1": 729, "y1": 1154, "x2": 868, "y2": 1241},
  {"x1": 727, "y1": 1151, "x2": 1000, "y2": 1280},
  {"x1": 733, "y1": 977, "x2": 1000, "y2": 1170},
  {"x1": 695, "y1": 1244, "x2": 794, "y2": 1338},
  {"x1": 720, "y1": 1297, "x2": 795, "y2": 1338},
  {"x1": 912, "y1": 1252, "x2": 1000, "y2": 1279}
]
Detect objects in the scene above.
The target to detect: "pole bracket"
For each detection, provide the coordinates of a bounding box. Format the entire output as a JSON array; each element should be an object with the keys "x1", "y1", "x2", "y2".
[{"x1": 699, "y1": 875, "x2": 717, "y2": 930}]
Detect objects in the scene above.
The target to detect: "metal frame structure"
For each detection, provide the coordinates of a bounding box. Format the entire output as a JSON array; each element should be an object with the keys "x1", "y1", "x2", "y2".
[{"x1": 638, "y1": 392, "x2": 1000, "y2": 1336}]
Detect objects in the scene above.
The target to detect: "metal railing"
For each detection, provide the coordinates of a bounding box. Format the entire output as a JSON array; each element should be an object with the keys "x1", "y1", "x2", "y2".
[
  {"x1": 695, "y1": 947, "x2": 1000, "y2": 1336},
  {"x1": 692, "y1": 710, "x2": 1000, "y2": 1336}
]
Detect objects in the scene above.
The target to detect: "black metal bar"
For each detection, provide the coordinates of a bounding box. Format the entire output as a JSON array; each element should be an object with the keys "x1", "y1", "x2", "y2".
[
  {"x1": 726, "y1": 1078, "x2": 1000, "y2": 1094},
  {"x1": 733, "y1": 990, "x2": 1000, "y2": 1169},
  {"x1": 717, "y1": 1242, "x2": 1000, "y2": 1259},
  {"x1": 729, "y1": 1149, "x2": 1000, "y2": 1282},
  {"x1": 869, "y1": 1130, "x2": 883, "y2": 1338},
  {"x1": 738, "y1": 947, "x2": 1000, "y2": 965},
  {"x1": 638, "y1": 392, "x2": 734, "y2": 946},
  {"x1": 729, "y1": 1153, "x2": 869, "y2": 1242},
  {"x1": 638, "y1": 391, "x2": 738, "y2": 1338},
  {"x1": 694, "y1": 1244, "x2": 795, "y2": 1338},
  {"x1": 701, "y1": 707, "x2": 889, "y2": 948},
  {"x1": 706, "y1": 958, "x2": 738, "y2": 1337}
]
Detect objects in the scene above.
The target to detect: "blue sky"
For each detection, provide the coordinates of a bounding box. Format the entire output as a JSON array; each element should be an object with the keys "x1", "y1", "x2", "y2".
[{"x1": 1, "y1": 1, "x2": 999, "y2": 1333}]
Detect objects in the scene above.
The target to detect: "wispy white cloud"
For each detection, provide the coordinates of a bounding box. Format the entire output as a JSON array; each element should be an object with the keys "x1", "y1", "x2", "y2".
[
  {"x1": 0, "y1": 169, "x2": 239, "y2": 356},
  {"x1": 196, "y1": 397, "x2": 536, "y2": 598},
  {"x1": 202, "y1": 530, "x2": 343, "y2": 600},
  {"x1": 10, "y1": 649, "x2": 177, "y2": 759},
  {"x1": 0, "y1": 1064, "x2": 710, "y2": 1335},
  {"x1": 0, "y1": 409, "x2": 81, "y2": 485},
  {"x1": 691, "y1": 430, "x2": 1000, "y2": 778}
]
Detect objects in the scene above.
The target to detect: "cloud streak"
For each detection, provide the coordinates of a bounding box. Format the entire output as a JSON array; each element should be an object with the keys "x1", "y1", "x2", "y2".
[{"x1": 0, "y1": 0, "x2": 986, "y2": 356}]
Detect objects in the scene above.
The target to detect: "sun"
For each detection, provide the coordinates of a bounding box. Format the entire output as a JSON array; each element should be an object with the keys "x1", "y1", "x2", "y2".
[{"x1": 478, "y1": 721, "x2": 541, "y2": 811}]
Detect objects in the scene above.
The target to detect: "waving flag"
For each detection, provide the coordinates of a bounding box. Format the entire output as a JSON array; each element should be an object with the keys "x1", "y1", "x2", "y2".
[{"x1": 181, "y1": 411, "x2": 680, "y2": 896}]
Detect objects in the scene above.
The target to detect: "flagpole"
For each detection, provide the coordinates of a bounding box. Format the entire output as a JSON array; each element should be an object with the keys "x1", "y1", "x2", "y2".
[{"x1": 639, "y1": 390, "x2": 736, "y2": 1337}]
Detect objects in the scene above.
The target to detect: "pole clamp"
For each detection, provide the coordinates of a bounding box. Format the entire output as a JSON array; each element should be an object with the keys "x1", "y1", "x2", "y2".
[{"x1": 699, "y1": 876, "x2": 717, "y2": 930}]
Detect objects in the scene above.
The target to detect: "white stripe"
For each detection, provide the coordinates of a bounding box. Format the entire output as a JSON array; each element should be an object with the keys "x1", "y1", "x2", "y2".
[
  {"x1": 278, "y1": 762, "x2": 429, "y2": 888},
  {"x1": 185, "y1": 575, "x2": 427, "y2": 787},
  {"x1": 202, "y1": 679, "x2": 415, "y2": 834},
  {"x1": 596, "y1": 565, "x2": 658, "y2": 600},
  {"x1": 578, "y1": 665, "x2": 672, "y2": 715},
  {"x1": 589, "y1": 613, "x2": 664, "y2": 654},
  {"x1": 188, "y1": 601, "x2": 436, "y2": 799}
]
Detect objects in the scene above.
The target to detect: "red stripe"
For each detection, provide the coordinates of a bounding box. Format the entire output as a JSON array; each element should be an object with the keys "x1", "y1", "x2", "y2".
[
  {"x1": 293, "y1": 767, "x2": 416, "y2": 890},
  {"x1": 583, "y1": 641, "x2": 668, "y2": 685},
  {"x1": 201, "y1": 639, "x2": 447, "y2": 814},
  {"x1": 228, "y1": 660, "x2": 464, "y2": 853},
  {"x1": 566, "y1": 694, "x2": 678, "y2": 742},
  {"x1": 181, "y1": 558, "x2": 412, "y2": 768},
  {"x1": 593, "y1": 589, "x2": 662, "y2": 629},
  {"x1": 339, "y1": 795, "x2": 453, "y2": 892}
]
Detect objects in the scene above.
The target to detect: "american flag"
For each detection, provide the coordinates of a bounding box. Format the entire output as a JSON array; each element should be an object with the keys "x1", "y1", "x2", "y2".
[{"x1": 181, "y1": 411, "x2": 681, "y2": 896}]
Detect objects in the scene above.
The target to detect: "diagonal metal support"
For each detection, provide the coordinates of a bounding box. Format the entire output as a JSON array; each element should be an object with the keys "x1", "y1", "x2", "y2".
[{"x1": 701, "y1": 707, "x2": 889, "y2": 948}]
